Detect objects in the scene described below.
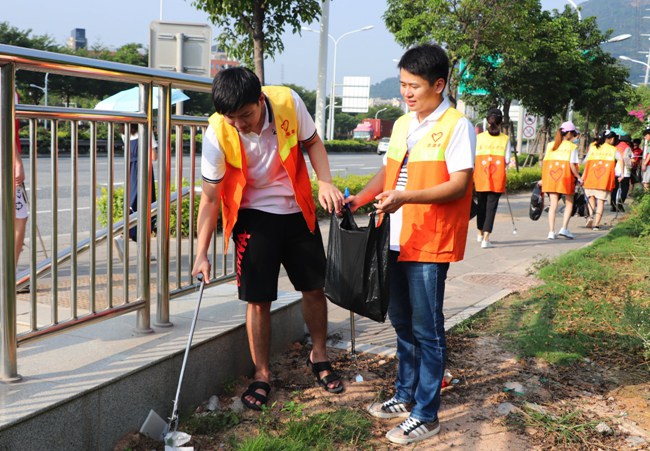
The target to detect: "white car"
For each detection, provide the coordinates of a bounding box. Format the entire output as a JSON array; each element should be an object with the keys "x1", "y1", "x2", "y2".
[{"x1": 377, "y1": 137, "x2": 390, "y2": 155}]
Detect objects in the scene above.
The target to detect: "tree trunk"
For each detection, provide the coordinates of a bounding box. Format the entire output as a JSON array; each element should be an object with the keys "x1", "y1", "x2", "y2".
[{"x1": 252, "y1": 1, "x2": 265, "y2": 84}]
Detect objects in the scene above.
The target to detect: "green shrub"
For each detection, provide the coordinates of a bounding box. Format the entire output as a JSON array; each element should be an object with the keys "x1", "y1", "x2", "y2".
[
  {"x1": 311, "y1": 174, "x2": 375, "y2": 218},
  {"x1": 516, "y1": 153, "x2": 539, "y2": 166},
  {"x1": 323, "y1": 139, "x2": 375, "y2": 153},
  {"x1": 625, "y1": 193, "x2": 650, "y2": 237},
  {"x1": 97, "y1": 181, "x2": 205, "y2": 237},
  {"x1": 505, "y1": 167, "x2": 542, "y2": 192}
]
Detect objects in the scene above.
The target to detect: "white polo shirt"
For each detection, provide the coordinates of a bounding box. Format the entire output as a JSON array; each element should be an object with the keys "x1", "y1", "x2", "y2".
[
  {"x1": 385, "y1": 99, "x2": 476, "y2": 251},
  {"x1": 201, "y1": 90, "x2": 317, "y2": 214}
]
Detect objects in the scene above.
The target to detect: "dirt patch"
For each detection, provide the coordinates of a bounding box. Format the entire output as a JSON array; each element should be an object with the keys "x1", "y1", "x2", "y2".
[{"x1": 115, "y1": 335, "x2": 650, "y2": 450}]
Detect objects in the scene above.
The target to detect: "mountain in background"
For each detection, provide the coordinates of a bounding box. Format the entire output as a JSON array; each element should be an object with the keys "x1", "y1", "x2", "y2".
[
  {"x1": 370, "y1": 76, "x2": 400, "y2": 99},
  {"x1": 581, "y1": 0, "x2": 650, "y2": 85}
]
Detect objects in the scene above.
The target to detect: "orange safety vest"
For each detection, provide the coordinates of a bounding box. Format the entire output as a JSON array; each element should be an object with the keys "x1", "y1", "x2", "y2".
[
  {"x1": 208, "y1": 86, "x2": 316, "y2": 251},
  {"x1": 542, "y1": 140, "x2": 577, "y2": 195},
  {"x1": 582, "y1": 142, "x2": 617, "y2": 192},
  {"x1": 384, "y1": 108, "x2": 472, "y2": 263},
  {"x1": 474, "y1": 132, "x2": 508, "y2": 193}
]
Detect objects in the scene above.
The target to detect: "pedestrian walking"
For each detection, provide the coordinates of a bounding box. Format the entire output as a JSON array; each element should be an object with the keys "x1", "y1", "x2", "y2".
[
  {"x1": 582, "y1": 130, "x2": 621, "y2": 231},
  {"x1": 611, "y1": 134, "x2": 632, "y2": 211},
  {"x1": 473, "y1": 107, "x2": 510, "y2": 249},
  {"x1": 541, "y1": 121, "x2": 582, "y2": 240}
]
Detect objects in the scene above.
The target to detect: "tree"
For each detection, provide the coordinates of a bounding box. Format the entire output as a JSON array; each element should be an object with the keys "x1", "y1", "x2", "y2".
[
  {"x1": 383, "y1": 0, "x2": 538, "y2": 104},
  {"x1": 283, "y1": 84, "x2": 316, "y2": 116},
  {"x1": 362, "y1": 105, "x2": 404, "y2": 121},
  {"x1": 191, "y1": 0, "x2": 321, "y2": 84}
]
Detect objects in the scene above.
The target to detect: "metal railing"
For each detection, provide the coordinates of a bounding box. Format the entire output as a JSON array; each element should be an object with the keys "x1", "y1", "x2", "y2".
[{"x1": 0, "y1": 44, "x2": 235, "y2": 381}]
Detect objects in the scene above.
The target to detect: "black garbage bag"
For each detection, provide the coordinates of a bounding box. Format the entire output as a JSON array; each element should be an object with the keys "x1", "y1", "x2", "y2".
[
  {"x1": 529, "y1": 182, "x2": 544, "y2": 221},
  {"x1": 572, "y1": 184, "x2": 587, "y2": 217},
  {"x1": 324, "y1": 207, "x2": 390, "y2": 323}
]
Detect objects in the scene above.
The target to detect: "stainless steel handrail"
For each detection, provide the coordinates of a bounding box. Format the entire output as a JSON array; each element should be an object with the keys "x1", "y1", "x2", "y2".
[{"x1": 0, "y1": 44, "x2": 233, "y2": 382}]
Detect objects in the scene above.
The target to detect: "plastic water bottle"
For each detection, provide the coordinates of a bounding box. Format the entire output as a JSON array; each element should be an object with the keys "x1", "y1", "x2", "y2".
[{"x1": 441, "y1": 370, "x2": 453, "y2": 388}]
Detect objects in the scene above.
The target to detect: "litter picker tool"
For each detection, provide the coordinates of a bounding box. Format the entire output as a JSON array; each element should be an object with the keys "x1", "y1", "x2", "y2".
[
  {"x1": 140, "y1": 274, "x2": 205, "y2": 445},
  {"x1": 504, "y1": 190, "x2": 518, "y2": 234}
]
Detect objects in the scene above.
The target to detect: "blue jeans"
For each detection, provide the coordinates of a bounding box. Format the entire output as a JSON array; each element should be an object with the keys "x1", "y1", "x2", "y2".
[{"x1": 388, "y1": 251, "x2": 449, "y2": 423}]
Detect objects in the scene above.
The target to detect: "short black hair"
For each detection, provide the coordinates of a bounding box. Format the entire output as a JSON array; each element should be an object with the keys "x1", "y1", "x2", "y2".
[
  {"x1": 211, "y1": 67, "x2": 261, "y2": 115},
  {"x1": 643, "y1": 128, "x2": 650, "y2": 137},
  {"x1": 397, "y1": 44, "x2": 449, "y2": 89}
]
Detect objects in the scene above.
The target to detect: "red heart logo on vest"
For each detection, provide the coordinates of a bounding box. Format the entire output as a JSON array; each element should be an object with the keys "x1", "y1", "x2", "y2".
[
  {"x1": 484, "y1": 164, "x2": 498, "y2": 176},
  {"x1": 593, "y1": 165, "x2": 606, "y2": 179},
  {"x1": 432, "y1": 132, "x2": 443, "y2": 142},
  {"x1": 550, "y1": 167, "x2": 563, "y2": 181}
]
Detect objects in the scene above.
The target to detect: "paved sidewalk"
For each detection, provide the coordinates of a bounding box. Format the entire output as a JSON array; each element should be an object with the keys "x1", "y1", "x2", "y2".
[{"x1": 315, "y1": 192, "x2": 619, "y2": 356}]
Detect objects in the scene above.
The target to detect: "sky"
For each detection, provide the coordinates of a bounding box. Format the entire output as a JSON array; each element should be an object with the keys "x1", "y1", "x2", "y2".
[{"x1": 3, "y1": 0, "x2": 574, "y2": 91}]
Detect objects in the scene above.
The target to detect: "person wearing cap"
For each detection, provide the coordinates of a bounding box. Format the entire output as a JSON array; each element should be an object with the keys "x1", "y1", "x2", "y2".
[
  {"x1": 582, "y1": 130, "x2": 621, "y2": 230},
  {"x1": 541, "y1": 121, "x2": 582, "y2": 240},
  {"x1": 611, "y1": 134, "x2": 632, "y2": 211},
  {"x1": 473, "y1": 107, "x2": 510, "y2": 249}
]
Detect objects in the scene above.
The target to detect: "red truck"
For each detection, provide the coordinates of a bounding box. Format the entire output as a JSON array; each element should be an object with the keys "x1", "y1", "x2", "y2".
[{"x1": 352, "y1": 118, "x2": 394, "y2": 141}]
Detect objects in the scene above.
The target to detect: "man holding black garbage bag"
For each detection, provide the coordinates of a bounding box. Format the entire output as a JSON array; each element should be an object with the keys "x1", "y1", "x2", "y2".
[{"x1": 345, "y1": 44, "x2": 475, "y2": 445}]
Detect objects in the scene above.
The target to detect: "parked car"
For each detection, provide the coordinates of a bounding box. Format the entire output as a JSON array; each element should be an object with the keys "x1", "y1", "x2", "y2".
[{"x1": 377, "y1": 137, "x2": 390, "y2": 155}]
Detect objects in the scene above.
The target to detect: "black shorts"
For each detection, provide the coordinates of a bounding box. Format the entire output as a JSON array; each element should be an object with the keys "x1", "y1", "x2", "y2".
[{"x1": 232, "y1": 209, "x2": 326, "y2": 302}]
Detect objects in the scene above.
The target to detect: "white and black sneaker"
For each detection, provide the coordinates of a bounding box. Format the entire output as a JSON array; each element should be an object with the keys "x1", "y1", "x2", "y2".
[
  {"x1": 386, "y1": 416, "x2": 440, "y2": 444},
  {"x1": 367, "y1": 397, "x2": 410, "y2": 419}
]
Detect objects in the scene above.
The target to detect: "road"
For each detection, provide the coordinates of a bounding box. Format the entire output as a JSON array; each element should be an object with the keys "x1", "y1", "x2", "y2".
[{"x1": 21, "y1": 152, "x2": 384, "y2": 237}]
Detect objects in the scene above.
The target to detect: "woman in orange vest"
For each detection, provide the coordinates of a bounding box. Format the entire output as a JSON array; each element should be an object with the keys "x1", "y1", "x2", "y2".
[
  {"x1": 541, "y1": 121, "x2": 582, "y2": 240},
  {"x1": 473, "y1": 108, "x2": 510, "y2": 249},
  {"x1": 582, "y1": 130, "x2": 621, "y2": 230}
]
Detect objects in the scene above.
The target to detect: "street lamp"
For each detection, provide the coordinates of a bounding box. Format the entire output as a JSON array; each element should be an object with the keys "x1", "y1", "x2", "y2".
[
  {"x1": 374, "y1": 107, "x2": 388, "y2": 119},
  {"x1": 565, "y1": 0, "x2": 582, "y2": 20},
  {"x1": 304, "y1": 25, "x2": 374, "y2": 140},
  {"x1": 29, "y1": 73, "x2": 49, "y2": 129},
  {"x1": 619, "y1": 55, "x2": 650, "y2": 85}
]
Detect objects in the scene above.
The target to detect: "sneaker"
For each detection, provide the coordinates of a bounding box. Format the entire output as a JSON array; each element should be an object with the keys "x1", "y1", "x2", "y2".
[
  {"x1": 547, "y1": 232, "x2": 556, "y2": 240},
  {"x1": 386, "y1": 416, "x2": 440, "y2": 445},
  {"x1": 592, "y1": 226, "x2": 601, "y2": 231},
  {"x1": 476, "y1": 234, "x2": 483, "y2": 242},
  {"x1": 480, "y1": 240, "x2": 494, "y2": 249},
  {"x1": 585, "y1": 217, "x2": 594, "y2": 228},
  {"x1": 16, "y1": 284, "x2": 30, "y2": 294},
  {"x1": 367, "y1": 397, "x2": 411, "y2": 419},
  {"x1": 114, "y1": 236, "x2": 125, "y2": 262},
  {"x1": 558, "y1": 228, "x2": 574, "y2": 239}
]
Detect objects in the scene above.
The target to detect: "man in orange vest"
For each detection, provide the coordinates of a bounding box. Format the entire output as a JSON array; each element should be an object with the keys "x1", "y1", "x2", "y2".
[
  {"x1": 346, "y1": 44, "x2": 475, "y2": 445},
  {"x1": 192, "y1": 67, "x2": 344, "y2": 411}
]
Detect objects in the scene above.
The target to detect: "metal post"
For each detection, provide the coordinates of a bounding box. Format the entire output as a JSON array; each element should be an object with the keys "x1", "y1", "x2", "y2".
[
  {"x1": 156, "y1": 85, "x2": 172, "y2": 327},
  {"x1": 0, "y1": 63, "x2": 21, "y2": 382},
  {"x1": 327, "y1": 39, "x2": 338, "y2": 141},
  {"x1": 314, "y1": 0, "x2": 330, "y2": 139},
  {"x1": 136, "y1": 84, "x2": 153, "y2": 334}
]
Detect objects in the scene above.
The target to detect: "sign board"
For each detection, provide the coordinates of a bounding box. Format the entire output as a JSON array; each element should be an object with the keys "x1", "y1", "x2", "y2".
[
  {"x1": 149, "y1": 21, "x2": 212, "y2": 76},
  {"x1": 341, "y1": 76, "x2": 370, "y2": 113},
  {"x1": 522, "y1": 114, "x2": 537, "y2": 140}
]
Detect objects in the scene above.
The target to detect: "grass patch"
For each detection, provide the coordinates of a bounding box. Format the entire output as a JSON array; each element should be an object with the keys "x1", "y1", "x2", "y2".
[
  {"x1": 183, "y1": 410, "x2": 240, "y2": 435},
  {"x1": 453, "y1": 196, "x2": 650, "y2": 367},
  {"x1": 235, "y1": 407, "x2": 373, "y2": 451},
  {"x1": 506, "y1": 404, "x2": 606, "y2": 448}
]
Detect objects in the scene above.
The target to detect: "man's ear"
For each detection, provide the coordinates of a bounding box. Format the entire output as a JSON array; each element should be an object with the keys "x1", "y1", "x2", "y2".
[{"x1": 434, "y1": 78, "x2": 446, "y2": 94}]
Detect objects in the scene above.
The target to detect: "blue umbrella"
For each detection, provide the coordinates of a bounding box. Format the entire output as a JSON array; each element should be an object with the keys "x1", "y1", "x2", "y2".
[{"x1": 94, "y1": 86, "x2": 189, "y2": 111}]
